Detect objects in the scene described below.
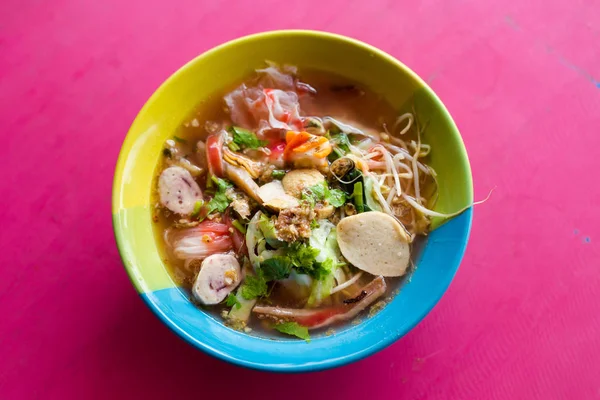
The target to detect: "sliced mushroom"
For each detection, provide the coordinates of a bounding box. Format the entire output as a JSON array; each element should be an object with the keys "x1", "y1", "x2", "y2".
[
  {"x1": 223, "y1": 147, "x2": 264, "y2": 179},
  {"x1": 192, "y1": 254, "x2": 242, "y2": 305},
  {"x1": 336, "y1": 211, "x2": 411, "y2": 277},
  {"x1": 158, "y1": 166, "x2": 203, "y2": 215},
  {"x1": 281, "y1": 168, "x2": 325, "y2": 198},
  {"x1": 257, "y1": 180, "x2": 299, "y2": 211},
  {"x1": 225, "y1": 164, "x2": 262, "y2": 203}
]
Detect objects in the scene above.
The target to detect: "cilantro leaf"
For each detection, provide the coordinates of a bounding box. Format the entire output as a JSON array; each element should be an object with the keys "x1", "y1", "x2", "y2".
[
  {"x1": 205, "y1": 176, "x2": 234, "y2": 215},
  {"x1": 212, "y1": 175, "x2": 233, "y2": 191},
  {"x1": 327, "y1": 188, "x2": 347, "y2": 207},
  {"x1": 285, "y1": 242, "x2": 327, "y2": 279},
  {"x1": 302, "y1": 181, "x2": 347, "y2": 208},
  {"x1": 274, "y1": 321, "x2": 310, "y2": 341},
  {"x1": 303, "y1": 181, "x2": 327, "y2": 202},
  {"x1": 225, "y1": 293, "x2": 241, "y2": 309},
  {"x1": 304, "y1": 261, "x2": 330, "y2": 281},
  {"x1": 240, "y1": 271, "x2": 268, "y2": 300},
  {"x1": 229, "y1": 126, "x2": 268, "y2": 150},
  {"x1": 206, "y1": 191, "x2": 230, "y2": 214},
  {"x1": 287, "y1": 242, "x2": 320, "y2": 268},
  {"x1": 261, "y1": 256, "x2": 292, "y2": 281}
]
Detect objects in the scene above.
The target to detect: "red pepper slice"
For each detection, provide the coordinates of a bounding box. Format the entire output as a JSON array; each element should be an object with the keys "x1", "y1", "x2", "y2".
[{"x1": 206, "y1": 133, "x2": 224, "y2": 177}]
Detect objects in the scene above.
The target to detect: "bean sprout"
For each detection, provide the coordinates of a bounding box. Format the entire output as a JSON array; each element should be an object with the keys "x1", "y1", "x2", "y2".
[{"x1": 331, "y1": 272, "x2": 363, "y2": 294}]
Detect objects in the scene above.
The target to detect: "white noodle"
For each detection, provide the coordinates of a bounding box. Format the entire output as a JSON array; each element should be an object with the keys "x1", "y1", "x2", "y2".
[{"x1": 331, "y1": 272, "x2": 363, "y2": 294}]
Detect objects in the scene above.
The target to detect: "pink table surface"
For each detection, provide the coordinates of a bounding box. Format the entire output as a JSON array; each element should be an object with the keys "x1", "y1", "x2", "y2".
[{"x1": 1, "y1": 0, "x2": 599, "y2": 399}]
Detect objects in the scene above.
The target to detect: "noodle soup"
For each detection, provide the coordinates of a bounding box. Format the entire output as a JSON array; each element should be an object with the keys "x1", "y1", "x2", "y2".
[{"x1": 152, "y1": 63, "x2": 437, "y2": 340}]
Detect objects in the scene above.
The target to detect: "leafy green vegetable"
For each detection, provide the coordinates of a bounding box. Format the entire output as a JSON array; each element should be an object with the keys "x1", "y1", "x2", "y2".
[
  {"x1": 212, "y1": 175, "x2": 233, "y2": 191},
  {"x1": 261, "y1": 256, "x2": 292, "y2": 281},
  {"x1": 173, "y1": 135, "x2": 187, "y2": 143},
  {"x1": 205, "y1": 176, "x2": 234, "y2": 215},
  {"x1": 363, "y1": 175, "x2": 383, "y2": 212},
  {"x1": 328, "y1": 133, "x2": 351, "y2": 161},
  {"x1": 331, "y1": 133, "x2": 351, "y2": 153},
  {"x1": 228, "y1": 126, "x2": 268, "y2": 150},
  {"x1": 287, "y1": 242, "x2": 320, "y2": 268},
  {"x1": 271, "y1": 170, "x2": 286, "y2": 180},
  {"x1": 310, "y1": 220, "x2": 320, "y2": 230},
  {"x1": 307, "y1": 273, "x2": 335, "y2": 308},
  {"x1": 353, "y1": 181, "x2": 364, "y2": 213},
  {"x1": 206, "y1": 192, "x2": 230, "y2": 214},
  {"x1": 191, "y1": 200, "x2": 204, "y2": 217},
  {"x1": 274, "y1": 321, "x2": 310, "y2": 341},
  {"x1": 327, "y1": 188, "x2": 346, "y2": 207},
  {"x1": 286, "y1": 242, "x2": 330, "y2": 279},
  {"x1": 240, "y1": 271, "x2": 268, "y2": 300},
  {"x1": 258, "y1": 214, "x2": 285, "y2": 248},
  {"x1": 225, "y1": 293, "x2": 241, "y2": 309},
  {"x1": 232, "y1": 220, "x2": 246, "y2": 234},
  {"x1": 302, "y1": 181, "x2": 347, "y2": 208}
]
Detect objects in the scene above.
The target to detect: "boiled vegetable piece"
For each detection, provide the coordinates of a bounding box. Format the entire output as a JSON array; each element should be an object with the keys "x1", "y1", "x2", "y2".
[
  {"x1": 158, "y1": 166, "x2": 203, "y2": 215},
  {"x1": 192, "y1": 254, "x2": 242, "y2": 305},
  {"x1": 336, "y1": 211, "x2": 411, "y2": 277}
]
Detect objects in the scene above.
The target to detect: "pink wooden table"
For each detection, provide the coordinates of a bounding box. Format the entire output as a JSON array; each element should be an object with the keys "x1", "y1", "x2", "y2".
[{"x1": 2, "y1": 1, "x2": 599, "y2": 398}]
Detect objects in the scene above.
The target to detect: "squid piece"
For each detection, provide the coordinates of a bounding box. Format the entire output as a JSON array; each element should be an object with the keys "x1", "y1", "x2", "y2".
[{"x1": 252, "y1": 276, "x2": 386, "y2": 329}]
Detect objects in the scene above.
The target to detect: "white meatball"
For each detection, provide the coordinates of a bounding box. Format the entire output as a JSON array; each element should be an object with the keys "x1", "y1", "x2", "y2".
[
  {"x1": 192, "y1": 254, "x2": 242, "y2": 305},
  {"x1": 281, "y1": 169, "x2": 325, "y2": 198},
  {"x1": 158, "y1": 166, "x2": 203, "y2": 215},
  {"x1": 336, "y1": 212, "x2": 411, "y2": 277}
]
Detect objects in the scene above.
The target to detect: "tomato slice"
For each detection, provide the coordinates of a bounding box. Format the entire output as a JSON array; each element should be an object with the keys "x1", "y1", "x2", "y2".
[{"x1": 206, "y1": 133, "x2": 224, "y2": 177}]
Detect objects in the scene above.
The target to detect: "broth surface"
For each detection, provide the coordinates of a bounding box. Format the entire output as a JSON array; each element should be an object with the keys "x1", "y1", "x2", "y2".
[{"x1": 152, "y1": 67, "x2": 433, "y2": 338}]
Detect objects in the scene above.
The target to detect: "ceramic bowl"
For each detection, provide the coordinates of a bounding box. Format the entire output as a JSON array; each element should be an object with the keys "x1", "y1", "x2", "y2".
[{"x1": 112, "y1": 30, "x2": 473, "y2": 372}]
